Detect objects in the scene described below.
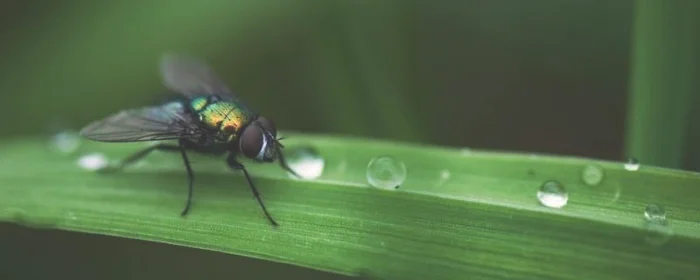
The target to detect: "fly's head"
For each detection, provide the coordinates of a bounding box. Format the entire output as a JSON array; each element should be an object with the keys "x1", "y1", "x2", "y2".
[{"x1": 239, "y1": 117, "x2": 281, "y2": 163}]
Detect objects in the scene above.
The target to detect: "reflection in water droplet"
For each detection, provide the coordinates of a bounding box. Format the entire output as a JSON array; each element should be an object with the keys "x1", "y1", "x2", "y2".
[
  {"x1": 644, "y1": 204, "x2": 666, "y2": 223},
  {"x1": 644, "y1": 220, "x2": 673, "y2": 246},
  {"x1": 581, "y1": 165, "x2": 604, "y2": 186},
  {"x1": 285, "y1": 146, "x2": 324, "y2": 180},
  {"x1": 49, "y1": 131, "x2": 81, "y2": 154},
  {"x1": 3, "y1": 207, "x2": 56, "y2": 229},
  {"x1": 624, "y1": 157, "x2": 640, "y2": 171},
  {"x1": 366, "y1": 156, "x2": 406, "y2": 190},
  {"x1": 536, "y1": 180, "x2": 568, "y2": 209},
  {"x1": 77, "y1": 153, "x2": 109, "y2": 171},
  {"x1": 4, "y1": 207, "x2": 27, "y2": 223}
]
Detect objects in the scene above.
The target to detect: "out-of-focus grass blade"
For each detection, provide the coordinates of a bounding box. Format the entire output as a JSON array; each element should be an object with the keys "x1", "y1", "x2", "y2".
[{"x1": 0, "y1": 133, "x2": 698, "y2": 280}]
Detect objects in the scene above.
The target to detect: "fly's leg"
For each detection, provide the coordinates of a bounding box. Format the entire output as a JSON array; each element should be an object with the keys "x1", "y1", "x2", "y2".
[
  {"x1": 99, "y1": 143, "x2": 181, "y2": 172},
  {"x1": 98, "y1": 140, "x2": 196, "y2": 217},
  {"x1": 226, "y1": 154, "x2": 278, "y2": 227},
  {"x1": 177, "y1": 141, "x2": 195, "y2": 216},
  {"x1": 275, "y1": 146, "x2": 300, "y2": 178}
]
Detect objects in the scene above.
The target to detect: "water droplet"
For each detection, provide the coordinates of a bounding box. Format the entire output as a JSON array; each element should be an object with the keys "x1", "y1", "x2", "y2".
[
  {"x1": 644, "y1": 221, "x2": 673, "y2": 246},
  {"x1": 536, "y1": 180, "x2": 568, "y2": 209},
  {"x1": 77, "y1": 153, "x2": 109, "y2": 171},
  {"x1": 624, "y1": 157, "x2": 640, "y2": 171},
  {"x1": 66, "y1": 211, "x2": 77, "y2": 221},
  {"x1": 366, "y1": 156, "x2": 406, "y2": 190},
  {"x1": 436, "y1": 169, "x2": 451, "y2": 187},
  {"x1": 644, "y1": 204, "x2": 666, "y2": 223},
  {"x1": 285, "y1": 146, "x2": 324, "y2": 180},
  {"x1": 581, "y1": 165, "x2": 604, "y2": 186},
  {"x1": 49, "y1": 131, "x2": 81, "y2": 154}
]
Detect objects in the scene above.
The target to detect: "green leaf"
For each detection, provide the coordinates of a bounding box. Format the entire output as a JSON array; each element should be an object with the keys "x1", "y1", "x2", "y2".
[{"x1": 1, "y1": 133, "x2": 699, "y2": 280}]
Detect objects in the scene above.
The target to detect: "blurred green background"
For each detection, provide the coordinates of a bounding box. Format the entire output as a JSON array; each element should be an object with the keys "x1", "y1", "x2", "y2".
[{"x1": 0, "y1": 0, "x2": 697, "y2": 279}]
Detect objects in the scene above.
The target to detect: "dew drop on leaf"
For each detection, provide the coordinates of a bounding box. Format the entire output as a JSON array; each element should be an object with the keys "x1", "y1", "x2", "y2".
[
  {"x1": 285, "y1": 146, "x2": 324, "y2": 180},
  {"x1": 642, "y1": 204, "x2": 672, "y2": 246},
  {"x1": 77, "y1": 153, "x2": 109, "y2": 171},
  {"x1": 49, "y1": 131, "x2": 81, "y2": 154},
  {"x1": 366, "y1": 156, "x2": 406, "y2": 190},
  {"x1": 644, "y1": 204, "x2": 666, "y2": 223},
  {"x1": 536, "y1": 180, "x2": 568, "y2": 209},
  {"x1": 581, "y1": 165, "x2": 604, "y2": 186},
  {"x1": 624, "y1": 157, "x2": 640, "y2": 171}
]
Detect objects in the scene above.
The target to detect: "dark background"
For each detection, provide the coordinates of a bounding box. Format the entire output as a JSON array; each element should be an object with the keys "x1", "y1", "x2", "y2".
[{"x1": 0, "y1": 1, "x2": 694, "y2": 279}]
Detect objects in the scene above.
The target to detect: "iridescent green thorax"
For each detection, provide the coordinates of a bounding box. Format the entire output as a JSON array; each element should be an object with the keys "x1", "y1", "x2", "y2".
[{"x1": 189, "y1": 96, "x2": 255, "y2": 142}]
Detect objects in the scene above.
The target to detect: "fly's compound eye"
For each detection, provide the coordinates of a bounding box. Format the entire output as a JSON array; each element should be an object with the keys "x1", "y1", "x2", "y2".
[
  {"x1": 256, "y1": 117, "x2": 277, "y2": 138},
  {"x1": 240, "y1": 124, "x2": 264, "y2": 159}
]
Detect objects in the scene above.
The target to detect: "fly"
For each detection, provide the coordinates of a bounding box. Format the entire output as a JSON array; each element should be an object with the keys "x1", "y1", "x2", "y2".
[{"x1": 80, "y1": 53, "x2": 300, "y2": 227}]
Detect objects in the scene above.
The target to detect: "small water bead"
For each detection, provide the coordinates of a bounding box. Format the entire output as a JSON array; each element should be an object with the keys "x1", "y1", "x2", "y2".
[
  {"x1": 644, "y1": 204, "x2": 666, "y2": 224},
  {"x1": 284, "y1": 146, "x2": 325, "y2": 180},
  {"x1": 624, "y1": 157, "x2": 640, "y2": 171},
  {"x1": 49, "y1": 131, "x2": 81, "y2": 154},
  {"x1": 77, "y1": 153, "x2": 109, "y2": 171},
  {"x1": 536, "y1": 180, "x2": 568, "y2": 209},
  {"x1": 436, "y1": 169, "x2": 451, "y2": 187},
  {"x1": 65, "y1": 211, "x2": 78, "y2": 221},
  {"x1": 366, "y1": 156, "x2": 406, "y2": 190},
  {"x1": 581, "y1": 165, "x2": 604, "y2": 186}
]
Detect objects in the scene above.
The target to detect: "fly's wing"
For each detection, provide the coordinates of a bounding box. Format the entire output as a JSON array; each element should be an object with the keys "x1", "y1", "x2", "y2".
[
  {"x1": 80, "y1": 102, "x2": 204, "y2": 142},
  {"x1": 160, "y1": 53, "x2": 243, "y2": 104}
]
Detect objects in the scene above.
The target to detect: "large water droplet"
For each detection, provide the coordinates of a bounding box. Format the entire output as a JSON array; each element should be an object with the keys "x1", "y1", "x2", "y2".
[
  {"x1": 644, "y1": 204, "x2": 666, "y2": 224},
  {"x1": 49, "y1": 131, "x2": 81, "y2": 154},
  {"x1": 77, "y1": 153, "x2": 109, "y2": 171},
  {"x1": 536, "y1": 180, "x2": 568, "y2": 209},
  {"x1": 366, "y1": 156, "x2": 406, "y2": 190},
  {"x1": 624, "y1": 157, "x2": 640, "y2": 171},
  {"x1": 285, "y1": 146, "x2": 324, "y2": 180},
  {"x1": 581, "y1": 165, "x2": 604, "y2": 186}
]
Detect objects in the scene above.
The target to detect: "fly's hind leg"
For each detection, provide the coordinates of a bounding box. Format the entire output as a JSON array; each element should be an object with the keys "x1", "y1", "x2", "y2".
[
  {"x1": 226, "y1": 154, "x2": 278, "y2": 227},
  {"x1": 99, "y1": 139, "x2": 196, "y2": 217},
  {"x1": 98, "y1": 143, "x2": 181, "y2": 173}
]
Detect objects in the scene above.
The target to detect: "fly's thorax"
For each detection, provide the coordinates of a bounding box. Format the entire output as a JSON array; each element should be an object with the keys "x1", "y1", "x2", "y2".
[{"x1": 188, "y1": 97, "x2": 253, "y2": 143}]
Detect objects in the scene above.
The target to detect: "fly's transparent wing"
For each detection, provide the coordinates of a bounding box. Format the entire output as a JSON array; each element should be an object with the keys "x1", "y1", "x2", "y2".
[
  {"x1": 160, "y1": 53, "x2": 238, "y2": 101},
  {"x1": 80, "y1": 102, "x2": 204, "y2": 142}
]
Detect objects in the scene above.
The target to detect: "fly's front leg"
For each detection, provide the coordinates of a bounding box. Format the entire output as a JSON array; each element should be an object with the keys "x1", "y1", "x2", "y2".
[
  {"x1": 226, "y1": 154, "x2": 278, "y2": 227},
  {"x1": 276, "y1": 146, "x2": 300, "y2": 178}
]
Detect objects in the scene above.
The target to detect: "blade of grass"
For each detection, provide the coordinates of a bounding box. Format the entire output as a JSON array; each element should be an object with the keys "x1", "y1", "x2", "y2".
[
  {"x1": 625, "y1": 0, "x2": 700, "y2": 170},
  {"x1": 0, "y1": 134, "x2": 698, "y2": 279}
]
